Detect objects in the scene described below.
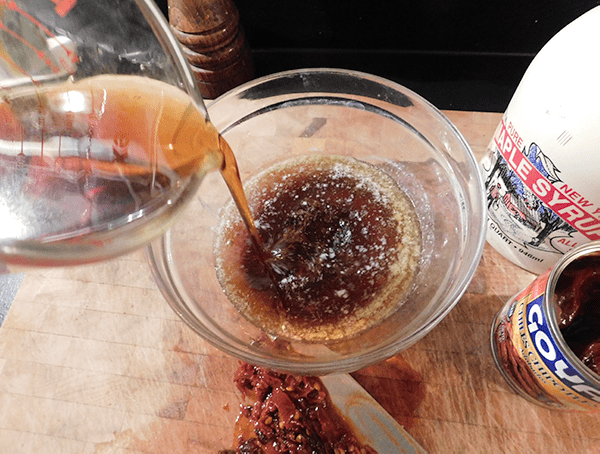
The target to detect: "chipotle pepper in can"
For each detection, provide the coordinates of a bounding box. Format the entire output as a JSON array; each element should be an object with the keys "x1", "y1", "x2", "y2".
[{"x1": 491, "y1": 241, "x2": 600, "y2": 411}]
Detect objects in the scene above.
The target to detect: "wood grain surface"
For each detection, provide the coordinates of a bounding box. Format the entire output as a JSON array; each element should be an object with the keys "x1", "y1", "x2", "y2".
[{"x1": 1, "y1": 111, "x2": 599, "y2": 453}]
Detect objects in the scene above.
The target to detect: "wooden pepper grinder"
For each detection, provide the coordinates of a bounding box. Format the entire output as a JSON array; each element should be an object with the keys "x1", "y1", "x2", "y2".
[{"x1": 167, "y1": 0, "x2": 254, "y2": 99}]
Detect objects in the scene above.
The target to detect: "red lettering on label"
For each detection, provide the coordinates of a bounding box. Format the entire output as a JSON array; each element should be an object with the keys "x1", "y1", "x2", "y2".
[
  {"x1": 557, "y1": 205, "x2": 585, "y2": 222},
  {"x1": 532, "y1": 178, "x2": 551, "y2": 198},
  {"x1": 584, "y1": 228, "x2": 600, "y2": 238},
  {"x1": 575, "y1": 217, "x2": 600, "y2": 231},
  {"x1": 494, "y1": 119, "x2": 600, "y2": 240},
  {"x1": 516, "y1": 158, "x2": 533, "y2": 181},
  {"x1": 547, "y1": 191, "x2": 570, "y2": 208},
  {"x1": 506, "y1": 141, "x2": 519, "y2": 168},
  {"x1": 557, "y1": 238, "x2": 578, "y2": 247},
  {"x1": 52, "y1": 0, "x2": 77, "y2": 17},
  {"x1": 507, "y1": 122, "x2": 524, "y2": 148},
  {"x1": 559, "y1": 183, "x2": 594, "y2": 208}
]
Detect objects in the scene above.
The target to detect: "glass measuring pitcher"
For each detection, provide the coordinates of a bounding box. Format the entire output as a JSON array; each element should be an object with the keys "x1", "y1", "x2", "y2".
[{"x1": 0, "y1": 0, "x2": 222, "y2": 269}]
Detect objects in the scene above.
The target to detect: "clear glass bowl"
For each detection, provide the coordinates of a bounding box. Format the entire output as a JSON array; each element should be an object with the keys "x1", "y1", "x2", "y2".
[{"x1": 147, "y1": 68, "x2": 486, "y2": 375}]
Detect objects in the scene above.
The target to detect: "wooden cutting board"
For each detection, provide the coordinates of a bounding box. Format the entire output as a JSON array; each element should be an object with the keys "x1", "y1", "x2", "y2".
[{"x1": 1, "y1": 111, "x2": 600, "y2": 453}]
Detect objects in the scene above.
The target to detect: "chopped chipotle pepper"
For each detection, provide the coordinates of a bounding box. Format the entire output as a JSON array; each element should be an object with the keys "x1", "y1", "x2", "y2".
[{"x1": 223, "y1": 362, "x2": 377, "y2": 454}]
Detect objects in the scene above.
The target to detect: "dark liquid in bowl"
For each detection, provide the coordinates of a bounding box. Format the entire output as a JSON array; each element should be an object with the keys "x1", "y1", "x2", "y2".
[{"x1": 215, "y1": 154, "x2": 421, "y2": 341}]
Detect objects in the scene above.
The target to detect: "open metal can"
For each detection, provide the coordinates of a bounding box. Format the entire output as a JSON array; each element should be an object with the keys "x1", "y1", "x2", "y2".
[{"x1": 491, "y1": 241, "x2": 600, "y2": 411}]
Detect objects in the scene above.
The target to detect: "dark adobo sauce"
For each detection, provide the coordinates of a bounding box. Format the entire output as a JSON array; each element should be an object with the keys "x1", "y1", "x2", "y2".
[{"x1": 555, "y1": 253, "x2": 600, "y2": 374}]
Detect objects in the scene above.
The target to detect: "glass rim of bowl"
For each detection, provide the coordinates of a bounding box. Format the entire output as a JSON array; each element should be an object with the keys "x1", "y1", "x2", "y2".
[{"x1": 147, "y1": 67, "x2": 487, "y2": 375}]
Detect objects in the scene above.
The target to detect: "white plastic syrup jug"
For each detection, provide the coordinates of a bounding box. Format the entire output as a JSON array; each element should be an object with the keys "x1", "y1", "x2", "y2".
[{"x1": 481, "y1": 6, "x2": 600, "y2": 274}]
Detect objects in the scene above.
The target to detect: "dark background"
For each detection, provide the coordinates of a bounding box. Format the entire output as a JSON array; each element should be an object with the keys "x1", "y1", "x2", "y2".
[{"x1": 156, "y1": 1, "x2": 600, "y2": 112}]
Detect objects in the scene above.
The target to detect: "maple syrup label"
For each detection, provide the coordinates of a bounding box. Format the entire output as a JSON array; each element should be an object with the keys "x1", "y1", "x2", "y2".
[
  {"x1": 481, "y1": 114, "x2": 600, "y2": 273},
  {"x1": 492, "y1": 269, "x2": 600, "y2": 411}
]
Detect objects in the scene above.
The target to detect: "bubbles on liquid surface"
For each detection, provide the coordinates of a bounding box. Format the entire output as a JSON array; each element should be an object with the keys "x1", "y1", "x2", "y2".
[{"x1": 214, "y1": 154, "x2": 422, "y2": 342}]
